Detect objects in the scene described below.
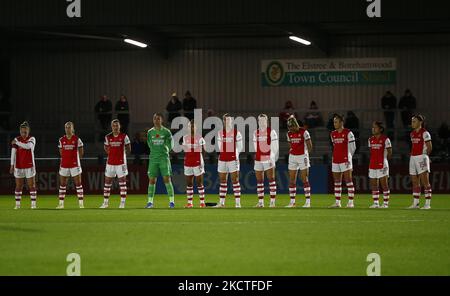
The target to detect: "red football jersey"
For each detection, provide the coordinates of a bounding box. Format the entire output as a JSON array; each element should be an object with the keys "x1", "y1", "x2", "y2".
[
  {"x1": 59, "y1": 135, "x2": 83, "y2": 169},
  {"x1": 218, "y1": 129, "x2": 241, "y2": 161},
  {"x1": 410, "y1": 128, "x2": 431, "y2": 156},
  {"x1": 183, "y1": 134, "x2": 205, "y2": 167},
  {"x1": 331, "y1": 128, "x2": 355, "y2": 164},
  {"x1": 254, "y1": 128, "x2": 276, "y2": 161},
  {"x1": 368, "y1": 135, "x2": 391, "y2": 169},
  {"x1": 104, "y1": 133, "x2": 130, "y2": 165},
  {"x1": 12, "y1": 136, "x2": 36, "y2": 169},
  {"x1": 287, "y1": 128, "x2": 310, "y2": 156}
]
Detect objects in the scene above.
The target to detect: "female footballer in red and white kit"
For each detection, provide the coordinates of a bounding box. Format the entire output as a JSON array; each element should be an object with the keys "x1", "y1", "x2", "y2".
[
  {"x1": 10, "y1": 122, "x2": 37, "y2": 209},
  {"x1": 286, "y1": 116, "x2": 313, "y2": 208},
  {"x1": 408, "y1": 114, "x2": 433, "y2": 209},
  {"x1": 182, "y1": 120, "x2": 206, "y2": 208},
  {"x1": 368, "y1": 121, "x2": 392, "y2": 208},
  {"x1": 100, "y1": 119, "x2": 131, "y2": 209},
  {"x1": 57, "y1": 122, "x2": 85, "y2": 209},
  {"x1": 253, "y1": 114, "x2": 278, "y2": 208},
  {"x1": 216, "y1": 114, "x2": 243, "y2": 208},
  {"x1": 330, "y1": 114, "x2": 356, "y2": 208}
]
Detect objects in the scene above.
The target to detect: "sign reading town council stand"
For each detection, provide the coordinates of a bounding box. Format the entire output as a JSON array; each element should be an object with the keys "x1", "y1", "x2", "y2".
[{"x1": 261, "y1": 58, "x2": 396, "y2": 86}]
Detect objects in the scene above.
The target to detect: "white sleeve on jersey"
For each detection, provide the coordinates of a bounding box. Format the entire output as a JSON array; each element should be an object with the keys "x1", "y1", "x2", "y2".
[
  {"x1": 15, "y1": 137, "x2": 36, "y2": 150},
  {"x1": 423, "y1": 131, "x2": 432, "y2": 142},
  {"x1": 10, "y1": 147, "x2": 16, "y2": 166},
  {"x1": 385, "y1": 137, "x2": 392, "y2": 149},
  {"x1": 124, "y1": 135, "x2": 131, "y2": 145},
  {"x1": 303, "y1": 130, "x2": 311, "y2": 141},
  {"x1": 270, "y1": 129, "x2": 279, "y2": 163},
  {"x1": 367, "y1": 138, "x2": 371, "y2": 148},
  {"x1": 286, "y1": 133, "x2": 290, "y2": 142},
  {"x1": 58, "y1": 138, "x2": 62, "y2": 149},
  {"x1": 104, "y1": 136, "x2": 109, "y2": 146},
  {"x1": 78, "y1": 138, "x2": 84, "y2": 147}
]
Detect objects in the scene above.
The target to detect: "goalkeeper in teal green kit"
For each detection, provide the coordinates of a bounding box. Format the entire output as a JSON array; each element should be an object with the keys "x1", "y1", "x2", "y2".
[{"x1": 145, "y1": 113, "x2": 175, "y2": 208}]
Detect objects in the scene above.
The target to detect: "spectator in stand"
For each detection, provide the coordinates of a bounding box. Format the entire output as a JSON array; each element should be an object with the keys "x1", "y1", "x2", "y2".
[
  {"x1": 381, "y1": 90, "x2": 397, "y2": 129},
  {"x1": 183, "y1": 91, "x2": 197, "y2": 121},
  {"x1": 398, "y1": 89, "x2": 417, "y2": 128},
  {"x1": 94, "y1": 95, "x2": 113, "y2": 131},
  {"x1": 304, "y1": 100, "x2": 323, "y2": 128},
  {"x1": 279, "y1": 100, "x2": 298, "y2": 129},
  {"x1": 115, "y1": 95, "x2": 130, "y2": 134},
  {"x1": 166, "y1": 92, "x2": 182, "y2": 123},
  {"x1": 345, "y1": 111, "x2": 360, "y2": 153}
]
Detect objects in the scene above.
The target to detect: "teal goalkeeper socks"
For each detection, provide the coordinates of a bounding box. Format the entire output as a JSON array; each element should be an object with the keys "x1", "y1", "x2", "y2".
[
  {"x1": 165, "y1": 182, "x2": 175, "y2": 203},
  {"x1": 147, "y1": 184, "x2": 155, "y2": 203}
]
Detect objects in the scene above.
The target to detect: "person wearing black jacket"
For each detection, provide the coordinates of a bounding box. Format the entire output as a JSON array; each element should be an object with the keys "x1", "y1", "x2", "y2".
[
  {"x1": 94, "y1": 95, "x2": 113, "y2": 131},
  {"x1": 115, "y1": 95, "x2": 130, "y2": 134},
  {"x1": 183, "y1": 91, "x2": 197, "y2": 121},
  {"x1": 398, "y1": 89, "x2": 417, "y2": 128},
  {"x1": 381, "y1": 91, "x2": 397, "y2": 129},
  {"x1": 166, "y1": 92, "x2": 182, "y2": 123}
]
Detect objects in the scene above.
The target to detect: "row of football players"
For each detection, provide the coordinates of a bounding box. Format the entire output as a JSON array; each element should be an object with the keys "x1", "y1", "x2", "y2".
[{"x1": 9, "y1": 112, "x2": 432, "y2": 209}]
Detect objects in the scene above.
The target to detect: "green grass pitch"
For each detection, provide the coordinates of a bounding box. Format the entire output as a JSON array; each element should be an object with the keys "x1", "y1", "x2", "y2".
[{"x1": 0, "y1": 194, "x2": 449, "y2": 275}]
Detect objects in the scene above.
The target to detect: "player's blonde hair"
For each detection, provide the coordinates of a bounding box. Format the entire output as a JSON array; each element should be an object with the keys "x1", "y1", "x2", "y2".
[{"x1": 65, "y1": 121, "x2": 75, "y2": 133}]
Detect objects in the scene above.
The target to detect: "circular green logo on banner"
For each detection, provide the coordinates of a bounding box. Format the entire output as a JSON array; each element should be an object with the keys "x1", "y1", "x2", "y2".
[{"x1": 265, "y1": 61, "x2": 285, "y2": 86}]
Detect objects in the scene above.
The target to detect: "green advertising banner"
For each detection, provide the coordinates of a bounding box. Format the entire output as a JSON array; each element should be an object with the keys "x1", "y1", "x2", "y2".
[{"x1": 261, "y1": 58, "x2": 396, "y2": 86}]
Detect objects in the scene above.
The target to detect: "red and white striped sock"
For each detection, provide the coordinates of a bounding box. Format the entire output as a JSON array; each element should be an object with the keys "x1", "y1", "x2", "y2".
[
  {"x1": 198, "y1": 185, "x2": 205, "y2": 204},
  {"x1": 289, "y1": 185, "x2": 296, "y2": 204},
  {"x1": 257, "y1": 182, "x2": 264, "y2": 203},
  {"x1": 334, "y1": 182, "x2": 342, "y2": 203},
  {"x1": 383, "y1": 189, "x2": 390, "y2": 205},
  {"x1": 304, "y1": 181, "x2": 311, "y2": 201},
  {"x1": 372, "y1": 190, "x2": 380, "y2": 204},
  {"x1": 424, "y1": 185, "x2": 432, "y2": 206},
  {"x1": 269, "y1": 179, "x2": 276, "y2": 202},
  {"x1": 58, "y1": 185, "x2": 67, "y2": 204},
  {"x1": 103, "y1": 183, "x2": 112, "y2": 204},
  {"x1": 30, "y1": 187, "x2": 37, "y2": 207},
  {"x1": 346, "y1": 181, "x2": 355, "y2": 200},
  {"x1": 15, "y1": 190, "x2": 22, "y2": 207},
  {"x1": 187, "y1": 185, "x2": 194, "y2": 204},
  {"x1": 219, "y1": 182, "x2": 227, "y2": 205},
  {"x1": 76, "y1": 185, "x2": 84, "y2": 201},
  {"x1": 119, "y1": 181, "x2": 127, "y2": 203},
  {"x1": 413, "y1": 186, "x2": 421, "y2": 206},
  {"x1": 233, "y1": 182, "x2": 241, "y2": 204}
]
